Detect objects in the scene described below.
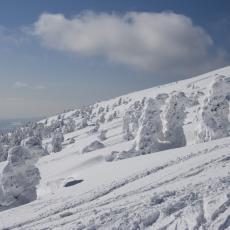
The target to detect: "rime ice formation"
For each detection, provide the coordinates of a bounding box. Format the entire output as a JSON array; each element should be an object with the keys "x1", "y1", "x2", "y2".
[
  {"x1": 0, "y1": 143, "x2": 7, "y2": 162},
  {"x1": 122, "y1": 100, "x2": 143, "y2": 141},
  {"x1": 134, "y1": 98, "x2": 164, "y2": 155},
  {"x1": 0, "y1": 146, "x2": 40, "y2": 207},
  {"x1": 163, "y1": 92, "x2": 187, "y2": 148},
  {"x1": 196, "y1": 75, "x2": 230, "y2": 142},
  {"x1": 21, "y1": 136, "x2": 48, "y2": 158},
  {"x1": 51, "y1": 130, "x2": 64, "y2": 153}
]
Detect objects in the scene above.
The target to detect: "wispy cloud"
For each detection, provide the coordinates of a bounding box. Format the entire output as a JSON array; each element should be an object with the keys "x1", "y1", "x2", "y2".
[
  {"x1": 0, "y1": 25, "x2": 28, "y2": 46},
  {"x1": 13, "y1": 81, "x2": 28, "y2": 88},
  {"x1": 34, "y1": 85, "x2": 47, "y2": 90},
  {"x1": 13, "y1": 81, "x2": 47, "y2": 90},
  {"x1": 0, "y1": 97, "x2": 24, "y2": 102},
  {"x1": 33, "y1": 11, "x2": 228, "y2": 75}
]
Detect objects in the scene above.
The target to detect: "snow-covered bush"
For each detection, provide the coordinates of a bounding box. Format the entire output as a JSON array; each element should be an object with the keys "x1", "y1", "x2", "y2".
[
  {"x1": 105, "y1": 150, "x2": 137, "y2": 161},
  {"x1": 0, "y1": 146, "x2": 41, "y2": 207},
  {"x1": 196, "y1": 75, "x2": 230, "y2": 142},
  {"x1": 69, "y1": 138, "x2": 75, "y2": 144},
  {"x1": 82, "y1": 140, "x2": 105, "y2": 153},
  {"x1": 163, "y1": 92, "x2": 187, "y2": 148},
  {"x1": 134, "y1": 98, "x2": 164, "y2": 155}
]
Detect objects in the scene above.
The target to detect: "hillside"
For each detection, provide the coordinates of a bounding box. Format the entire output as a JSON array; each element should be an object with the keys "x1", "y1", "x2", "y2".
[{"x1": 0, "y1": 66, "x2": 230, "y2": 230}]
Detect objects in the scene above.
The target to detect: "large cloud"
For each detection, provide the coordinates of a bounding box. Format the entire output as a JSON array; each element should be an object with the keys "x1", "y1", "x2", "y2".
[{"x1": 34, "y1": 11, "x2": 226, "y2": 74}]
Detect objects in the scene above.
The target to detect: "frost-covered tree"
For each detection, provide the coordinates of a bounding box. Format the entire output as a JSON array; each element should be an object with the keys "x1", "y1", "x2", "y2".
[
  {"x1": 0, "y1": 143, "x2": 7, "y2": 162},
  {"x1": 33, "y1": 123, "x2": 45, "y2": 140},
  {"x1": 88, "y1": 121, "x2": 100, "y2": 135},
  {"x1": 21, "y1": 136, "x2": 48, "y2": 158},
  {"x1": 118, "y1": 97, "x2": 122, "y2": 106},
  {"x1": 10, "y1": 129, "x2": 25, "y2": 147},
  {"x1": 122, "y1": 100, "x2": 143, "y2": 140},
  {"x1": 77, "y1": 117, "x2": 88, "y2": 129},
  {"x1": 98, "y1": 106, "x2": 105, "y2": 114},
  {"x1": 134, "y1": 98, "x2": 164, "y2": 155},
  {"x1": 63, "y1": 118, "x2": 76, "y2": 134},
  {"x1": 99, "y1": 113, "x2": 105, "y2": 124},
  {"x1": 0, "y1": 146, "x2": 41, "y2": 207},
  {"x1": 196, "y1": 75, "x2": 230, "y2": 142},
  {"x1": 163, "y1": 92, "x2": 187, "y2": 148},
  {"x1": 51, "y1": 130, "x2": 64, "y2": 153}
]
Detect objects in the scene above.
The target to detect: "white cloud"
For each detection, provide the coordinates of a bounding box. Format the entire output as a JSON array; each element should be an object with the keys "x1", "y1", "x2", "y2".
[
  {"x1": 13, "y1": 81, "x2": 28, "y2": 88},
  {"x1": 33, "y1": 11, "x2": 227, "y2": 75}
]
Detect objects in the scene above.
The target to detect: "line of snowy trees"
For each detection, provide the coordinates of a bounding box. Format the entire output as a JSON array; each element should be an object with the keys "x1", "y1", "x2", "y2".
[{"x1": 119, "y1": 75, "x2": 229, "y2": 159}]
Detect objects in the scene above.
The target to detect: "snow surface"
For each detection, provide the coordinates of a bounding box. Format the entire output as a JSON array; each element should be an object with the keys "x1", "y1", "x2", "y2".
[{"x1": 0, "y1": 66, "x2": 230, "y2": 229}]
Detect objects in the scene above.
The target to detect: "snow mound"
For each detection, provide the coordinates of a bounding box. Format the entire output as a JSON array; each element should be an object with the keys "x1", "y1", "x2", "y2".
[{"x1": 82, "y1": 140, "x2": 105, "y2": 153}]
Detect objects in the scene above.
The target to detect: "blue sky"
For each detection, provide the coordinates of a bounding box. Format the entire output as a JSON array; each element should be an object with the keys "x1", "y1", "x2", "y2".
[{"x1": 0, "y1": 0, "x2": 229, "y2": 118}]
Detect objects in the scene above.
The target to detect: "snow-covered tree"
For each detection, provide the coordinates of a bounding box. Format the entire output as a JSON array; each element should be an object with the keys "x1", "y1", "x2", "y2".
[
  {"x1": 51, "y1": 130, "x2": 64, "y2": 153},
  {"x1": 21, "y1": 136, "x2": 48, "y2": 158},
  {"x1": 196, "y1": 75, "x2": 230, "y2": 142},
  {"x1": 77, "y1": 117, "x2": 88, "y2": 129},
  {"x1": 63, "y1": 118, "x2": 76, "y2": 134},
  {"x1": 98, "y1": 106, "x2": 105, "y2": 114},
  {"x1": 0, "y1": 146, "x2": 41, "y2": 207},
  {"x1": 88, "y1": 121, "x2": 100, "y2": 135},
  {"x1": 0, "y1": 143, "x2": 7, "y2": 162},
  {"x1": 99, "y1": 113, "x2": 105, "y2": 123},
  {"x1": 118, "y1": 97, "x2": 122, "y2": 106},
  {"x1": 122, "y1": 100, "x2": 143, "y2": 140},
  {"x1": 10, "y1": 129, "x2": 25, "y2": 147},
  {"x1": 163, "y1": 92, "x2": 187, "y2": 148},
  {"x1": 134, "y1": 98, "x2": 164, "y2": 155},
  {"x1": 33, "y1": 123, "x2": 45, "y2": 140}
]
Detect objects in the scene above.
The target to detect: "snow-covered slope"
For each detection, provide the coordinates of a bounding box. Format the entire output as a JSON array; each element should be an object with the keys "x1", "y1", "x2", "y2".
[{"x1": 0, "y1": 66, "x2": 230, "y2": 230}]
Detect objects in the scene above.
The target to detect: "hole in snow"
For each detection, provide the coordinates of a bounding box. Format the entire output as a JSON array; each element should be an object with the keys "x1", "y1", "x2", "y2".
[{"x1": 63, "y1": 179, "x2": 84, "y2": 187}]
